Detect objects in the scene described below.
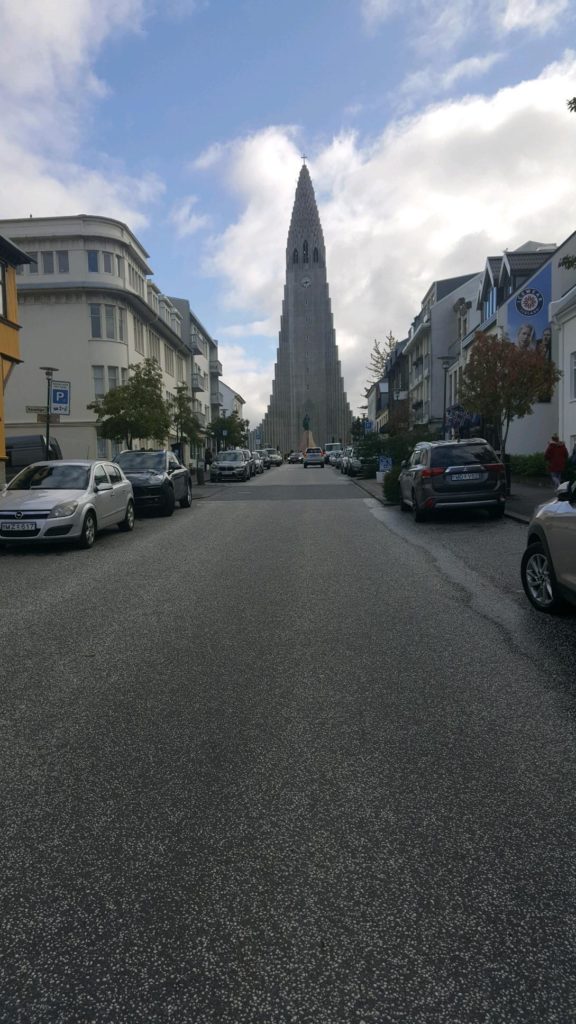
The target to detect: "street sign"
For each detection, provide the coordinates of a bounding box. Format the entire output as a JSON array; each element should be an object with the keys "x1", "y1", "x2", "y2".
[
  {"x1": 379, "y1": 456, "x2": 393, "y2": 473},
  {"x1": 26, "y1": 405, "x2": 47, "y2": 414},
  {"x1": 36, "y1": 413, "x2": 60, "y2": 424},
  {"x1": 51, "y1": 381, "x2": 70, "y2": 415},
  {"x1": 364, "y1": 419, "x2": 373, "y2": 433}
]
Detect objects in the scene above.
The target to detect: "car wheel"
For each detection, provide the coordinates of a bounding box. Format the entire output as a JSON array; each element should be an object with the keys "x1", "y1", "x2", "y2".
[
  {"x1": 161, "y1": 486, "x2": 175, "y2": 516},
  {"x1": 521, "y1": 542, "x2": 566, "y2": 614},
  {"x1": 412, "y1": 491, "x2": 427, "y2": 523},
  {"x1": 243, "y1": 469, "x2": 249, "y2": 481},
  {"x1": 118, "y1": 500, "x2": 135, "y2": 532},
  {"x1": 180, "y1": 481, "x2": 192, "y2": 508},
  {"x1": 79, "y1": 510, "x2": 97, "y2": 548}
]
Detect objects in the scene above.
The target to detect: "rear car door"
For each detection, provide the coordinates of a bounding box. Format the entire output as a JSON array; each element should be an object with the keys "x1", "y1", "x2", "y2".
[
  {"x1": 93, "y1": 463, "x2": 113, "y2": 525},
  {"x1": 167, "y1": 453, "x2": 186, "y2": 500},
  {"x1": 105, "y1": 463, "x2": 128, "y2": 522}
]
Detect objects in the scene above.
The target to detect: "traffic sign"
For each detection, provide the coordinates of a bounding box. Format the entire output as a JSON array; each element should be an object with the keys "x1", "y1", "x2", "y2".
[
  {"x1": 379, "y1": 456, "x2": 393, "y2": 473},
  {"x1": 36, "y1": 413, "x2": 60, "y2": 424},
  {"x1": 26, "y1": 405, "x2": 47, "y2": 413},
  {"x1": 51, "y1": 381, "x2": 70, "y2": 415}
]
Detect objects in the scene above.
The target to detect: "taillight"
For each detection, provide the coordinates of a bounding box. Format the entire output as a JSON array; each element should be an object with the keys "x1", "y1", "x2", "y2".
[
  {"x1": 485, "y1": 463, "x2": 505, "y2": 476},
  {"x1": 421, "y1": 467, "x2": 445, "y2": 478}
]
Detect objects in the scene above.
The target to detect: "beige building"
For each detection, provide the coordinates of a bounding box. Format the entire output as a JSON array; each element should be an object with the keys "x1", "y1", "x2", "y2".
[{"x1": 0, "y1": 215, "x2": 193, "y2": 459}]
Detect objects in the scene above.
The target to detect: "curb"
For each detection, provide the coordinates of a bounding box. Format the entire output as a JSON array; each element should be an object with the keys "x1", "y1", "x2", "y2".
[{"x1": 351, "y1": 477, "x2": 531, "y2": 523}]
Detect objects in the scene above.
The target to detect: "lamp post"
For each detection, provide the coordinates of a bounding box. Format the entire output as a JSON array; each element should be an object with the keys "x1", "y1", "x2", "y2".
[
  {"x1": 39, "y1": 366, "x2": 59, "y2": 460},
  {"x1": 438, "y1": 357, "x2": 452, "y2": 439}
]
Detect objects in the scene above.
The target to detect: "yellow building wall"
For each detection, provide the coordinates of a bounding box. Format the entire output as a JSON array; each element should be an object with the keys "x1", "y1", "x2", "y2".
[{"x1": 1, "y1": 265, "x2": 22, "y2": 468}]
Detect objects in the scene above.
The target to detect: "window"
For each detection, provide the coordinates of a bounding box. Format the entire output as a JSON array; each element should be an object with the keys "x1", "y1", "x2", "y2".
[
  {"x1": 87, "y1": 250, "x2": 99, "y2": 272},
  {"x1": 96, "y1": 436, "x2": 109, "y2": 458},
  {"x1": 110, "y1": 440, "x2": 122, "y2": 458},
  {"x1": 293, "y1": 248, "x2": 299, "y2": 264},
  {"x1": 133, "y1": 316, "x2": 145, "y2": 355},
  {"x1": 92, "y1": 365, "x2": 105, "y2": 399},
  {"x1": 103, "y1": 252, "x2": 113, "y2": 274},
  {"x1": 56, "y1": 250, "x2": 69, "y2": 273},
  {"x1": 106, "y1": 464, "x2": 122, "y2": 483},
  {"x1": 15, "y1": 263, "x2": 23, "y2": 276},
  {"x1": 90, "y1": 304, "x2": 102, "y2": 338},
  {"x1": 176, "y1": 356, "x2": 184, "y2": 381},
  {"x1": 0, "y1": 262, "x2": 5, "y2": 318},
  {"x1": 105, "y1": 305, "x2": 116, "y2": 339},
  {"x1": 118, "y1": 307, "x2": 125, "y2": 342},
  {"x1": 313, "y1": 247, "x2": 319, "y2": 263},
  {"x1": 116, "y1": 255, "x2": 124, "y2": 278},
  {"x1": 94, "y1": 464, "x2": 108, "y2": 487},
  {"x1": 572, "y1": 352, "x2": 576, "y2": 400},
  {"x1": 42, "y1": 251, "x2": 54, "y2": 274},
  {"x1": 303, "y1": 240, "x2": 309, "y2": 263},
  {"x1": 108, "y1": 366, "x2": 119, "y2": 391},
  {"x1": 27, "y1": 252, "x2": 38, "y2": 274},
  {"x1": 121, "y1": 367, "x2": 128, "y2": 386},
  {"x1": 148, "y1": 330, "x2": 160, "y2": 363},
  {"x1": 164, "y1": 344, "x2": 175, "y2": 376}
]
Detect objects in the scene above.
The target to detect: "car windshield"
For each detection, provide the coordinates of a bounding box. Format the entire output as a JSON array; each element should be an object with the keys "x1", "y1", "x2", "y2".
[
  {"x1": 115, "y1": 452, "x2": 165, "y2": 472},
  {"x1": 8, "y1": 464, "x2": 90, "y2": 491},
  {"x1": 431, "y1": 444, "x2": 499, "y2": 468},
  {"x1": 307, "y1": 448, "x2": 322, "y2": 454},
  {"x1": 218, "y1": 452, "x2": 242, "y2": 462}
]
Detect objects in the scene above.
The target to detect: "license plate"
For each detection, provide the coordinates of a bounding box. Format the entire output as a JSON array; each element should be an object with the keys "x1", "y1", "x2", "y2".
[
  {"x1": 1, "y1": 521, "x2": 37, "y2": 532},
  {"x1": 451, "y1": 473, "x2": 481, "y2": 481}
]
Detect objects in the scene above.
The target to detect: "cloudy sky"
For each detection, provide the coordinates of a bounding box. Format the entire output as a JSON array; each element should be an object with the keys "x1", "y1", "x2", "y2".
[{"x1": 1, "y1": 0, "x2": 575, "y2": 424}]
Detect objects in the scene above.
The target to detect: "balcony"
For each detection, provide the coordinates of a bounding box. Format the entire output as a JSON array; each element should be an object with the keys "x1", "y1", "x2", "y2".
[
  {"x1": 191, "y1": 373, "x2": 208, "y2": 392},
  {"x1": 189, "y1": 331, "x2": 203, "y2": 356},
  {"x1": 209, "y1": 358, "x2": 223, "y2": 376}
]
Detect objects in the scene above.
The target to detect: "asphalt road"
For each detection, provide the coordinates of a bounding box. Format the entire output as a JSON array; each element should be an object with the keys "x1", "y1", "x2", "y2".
[{"x1": 2, "y1": 465, "x2": 576, "y2": 1024}]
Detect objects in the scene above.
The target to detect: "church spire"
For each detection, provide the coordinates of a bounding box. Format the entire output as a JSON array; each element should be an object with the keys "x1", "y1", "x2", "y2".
[{"x1": 286, "y1": 164, "x2": 325, "y2": 266}]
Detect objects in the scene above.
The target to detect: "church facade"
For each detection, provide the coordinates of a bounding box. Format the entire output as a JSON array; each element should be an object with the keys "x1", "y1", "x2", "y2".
[{"x1": 257, "y1": 165, "x2": 352, "y2": 452}]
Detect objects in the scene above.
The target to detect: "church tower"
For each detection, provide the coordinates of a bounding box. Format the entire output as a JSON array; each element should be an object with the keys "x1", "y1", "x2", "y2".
[{"x1": 259, "y1": 164, "x2": 352, "y2": 452}]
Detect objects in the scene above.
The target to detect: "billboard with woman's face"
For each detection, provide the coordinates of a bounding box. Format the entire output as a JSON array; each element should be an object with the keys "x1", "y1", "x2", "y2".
[{"x1": 503, "y1": 262, "x2": 551, "y2": 359}]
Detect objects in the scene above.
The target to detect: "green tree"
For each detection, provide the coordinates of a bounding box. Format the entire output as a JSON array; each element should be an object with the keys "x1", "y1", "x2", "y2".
[
  {"x1": 458, "y1": 332, "x2": 561, "y2": 455},
  {"x1": 366, "y1": 331, "x2": 397, "y2": 385},
  {"x1": 568, "y1": 97, "x2": 576, "y2": 112},
  {"x1": 89, "y1": 358, "x2": 171, "y2": 449},
  {"x1": 171, "y1": 383, "x2": 202, "y2": 448},
  {"x1": 206, "y1": 411, "x2": 249, "y2": 450}
]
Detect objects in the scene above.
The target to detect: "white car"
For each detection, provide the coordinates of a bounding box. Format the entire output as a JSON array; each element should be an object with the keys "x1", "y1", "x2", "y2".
[
  {"x1": 303, "y1": 447, "x2": 324, "y2": 468},
  {"x1": 0, "y1": 460, "x2": 135, "y2": 549}
]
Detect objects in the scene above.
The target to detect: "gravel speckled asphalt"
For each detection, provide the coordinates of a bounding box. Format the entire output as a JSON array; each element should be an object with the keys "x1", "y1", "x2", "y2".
[{"x1": 1, "y1": 466, "x2": 576, "y2": 1023}]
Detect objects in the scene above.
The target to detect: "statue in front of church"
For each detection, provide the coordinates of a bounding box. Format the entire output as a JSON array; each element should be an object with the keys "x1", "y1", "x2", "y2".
[{"x1": 302, "y1": 413, "x2": 310, "y2": 431}]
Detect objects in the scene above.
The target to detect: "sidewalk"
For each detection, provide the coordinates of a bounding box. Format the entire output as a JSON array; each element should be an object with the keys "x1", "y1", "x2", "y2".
[{"x1": 352, "y1": 475, "x2": 554, "y2": 524}]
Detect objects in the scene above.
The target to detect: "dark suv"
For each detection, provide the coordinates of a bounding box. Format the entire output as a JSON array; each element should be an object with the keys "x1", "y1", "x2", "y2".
[
  {"x1": 114, "y1": 450, "x2": 192, "y2": 516},
  {"x1": 398, "y1": 439, "x2": 506, "y2": 521}
]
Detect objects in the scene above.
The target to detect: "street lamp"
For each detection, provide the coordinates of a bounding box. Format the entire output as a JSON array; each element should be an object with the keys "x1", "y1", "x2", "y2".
[
  {"x1": 39, "y1": 366, "x2": 59, "y2": 460},
  {"x1": 438, "y1": 357, "x2": 452, "y2": 439}
]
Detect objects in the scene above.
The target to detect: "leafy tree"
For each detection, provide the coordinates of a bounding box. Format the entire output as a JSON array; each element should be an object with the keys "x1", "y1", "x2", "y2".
[
  {"x1": 171, "y1": 383, "x2": 202, "y2": 447},
  {"x1": 206, "y1": 411, "x2": 249, "y2": 450},
  {"x1": 458, "y1": 332, "x2": 561, "y2": 455},
  {"x1": 568, "y1": 97, "x2": 576, "y2": 113},
  {"x1": 366, "y1": 331, "x2": 397, "y2": 385},
  {"x1": 89, "y1": 358, "x2": 171, "y2": 449}
]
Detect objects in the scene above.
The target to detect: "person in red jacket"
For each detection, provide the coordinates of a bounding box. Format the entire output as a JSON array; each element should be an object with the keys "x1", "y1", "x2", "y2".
[{"x1": 544, "y1": 433, "x2": 568, "y2": 488}]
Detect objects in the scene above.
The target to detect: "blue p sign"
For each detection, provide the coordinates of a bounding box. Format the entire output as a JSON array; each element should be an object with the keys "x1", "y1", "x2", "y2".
[{"x1": 51, "y1": 381, "x2": 70, "y2": 415}]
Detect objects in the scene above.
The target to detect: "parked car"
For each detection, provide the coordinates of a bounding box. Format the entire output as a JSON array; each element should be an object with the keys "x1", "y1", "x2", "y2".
[
  {"x1": 340, "y1": 446, "x2": 355, "y2": 474},
  {"x1": 253, "y1": 452, "x2": 265, "y2": 474},
  {"x1": 265, "y1": 449, "x2": 283, "y2": 467},
  {"x1": 0, "y1": 460, "x2": 134, "y2": 548},
  {"x1": 324, "y1": 442, "x2": 343, "y2": 465},
  {"x1": 114, "y1": 449, "x2": 192, "y2": 515},
  {"x1": 398, "y1": 439, "x2": 506, "y2": 522},
  {"x1": 521, "y1": 480, "x2": 576, "y2": 613},
  {"x1": 241, "y1": 449, "x2": 257, "y2": 477},
  {"x1": 5, "y1": 434, "x2": 63, "y2": 482},
  {"x1": 288, "y1": 451, "x2": 302, "y2": 463},
  {"x1": 303, "y1": 446, "x2": 324, "y2": 468},
  {"x1": 210, "y1": 450, "x2": 252, "y2": 482},
  {"x1": 253, "y1": 450, "x2": 271, "y2": 469}
]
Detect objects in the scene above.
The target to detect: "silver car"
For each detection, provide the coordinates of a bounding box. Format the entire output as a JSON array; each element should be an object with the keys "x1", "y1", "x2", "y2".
[
  {"x1": 521, "y1": 480, "x2": 576, "y2": 613},
  {"x1": 303, "y1": 446, "x2": 324, "y2": 468},
  {"x1": 0, "y1": 460, "x2": 135, "y2": 549}
]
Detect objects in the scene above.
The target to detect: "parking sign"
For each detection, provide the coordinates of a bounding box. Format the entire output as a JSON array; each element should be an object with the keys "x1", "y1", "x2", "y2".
[{"x1": 51, "y1": 381, "x2": 71, "y2": 415}]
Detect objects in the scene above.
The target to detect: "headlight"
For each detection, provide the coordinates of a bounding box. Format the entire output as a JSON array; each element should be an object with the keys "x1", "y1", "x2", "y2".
[
  {"x1": 148, "y1": 474, "x2": 165, "y2": 484},
  {"x1": 48, "y1": 501, "x2": 79, "y2": 519}
]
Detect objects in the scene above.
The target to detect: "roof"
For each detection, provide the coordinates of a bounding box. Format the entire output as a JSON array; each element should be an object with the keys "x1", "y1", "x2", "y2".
[{"x1": 0, "y1": 233, "x2": 35, "y2": 266}]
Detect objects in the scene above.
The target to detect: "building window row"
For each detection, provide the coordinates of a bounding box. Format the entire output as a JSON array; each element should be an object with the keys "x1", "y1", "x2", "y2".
[
  {"x1": 128, "y1": 263, "x2": 146, "y2": 297},
  {"x1": 292, "y1": 242, "x2": 320, "y2": 265},
  {"x1": 92, "y1": 364, "x2": 128, "y2": 399},
  {"x1": 89, "y1": 303, "x2": 126, "y2": 341},
  {"x1": 164, "y1": 344, "x2": 174, "y2": 376},
  {"x1": 87, "y1": 249, "x2": 124, "y2": 277},
  {"x1": 148, "y1": 329, "x2": 161, "y2": 363},
  {"x1": 21, "y1": 250, "x2": 70, "y2": 275}
]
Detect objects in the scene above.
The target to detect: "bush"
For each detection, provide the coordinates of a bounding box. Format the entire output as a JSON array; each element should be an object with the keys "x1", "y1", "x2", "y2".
[
  {"x1": 383, "y1": 466, "x2": 402, "y2": 504},
  {"x1": 509, "y1": 453, "x2": 547, "y2": 478}
]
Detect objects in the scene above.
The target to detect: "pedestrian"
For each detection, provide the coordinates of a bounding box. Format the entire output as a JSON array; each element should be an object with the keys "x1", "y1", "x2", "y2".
[
  {"x1": 204, "y1": 449, "x2": 213, "y2": 472},
  {"x1": 544, "y1": 433, "x2": 568, "y2": 489}
]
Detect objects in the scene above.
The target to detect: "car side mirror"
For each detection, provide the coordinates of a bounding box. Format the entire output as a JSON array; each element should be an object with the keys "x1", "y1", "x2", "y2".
[
  {"x1": 96, "y1": 482, "x2": 113, "y2": 492},
  {"x1": 400, "y1": 460, "x2": 407, "y2": 469},
  {"x1": 556, "y1": 481, "x2": 573, "y2": 502}
]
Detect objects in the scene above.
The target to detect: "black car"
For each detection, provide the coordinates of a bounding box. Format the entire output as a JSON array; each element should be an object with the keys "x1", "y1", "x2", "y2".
[
  {"x1": 114, "y1": 450, "x2": 192, "y2": 516},
  {"x1": 398, "y1": 439, "x2": 506, "y2": 521}
]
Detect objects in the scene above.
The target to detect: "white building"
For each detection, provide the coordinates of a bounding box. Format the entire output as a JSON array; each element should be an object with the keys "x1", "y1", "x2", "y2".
[
  {"x1": 220, "y1": 381, "x2": 245, "y2": 420},
  {"x1": 551, "y1": 284, "x2": 576, "y2": 454},
  {"x1": 0, "y1": 215, "x2": 192, "y2": 459},
  {"x1": 170, "y1": 297, "x2": 223, "y2": 460}
]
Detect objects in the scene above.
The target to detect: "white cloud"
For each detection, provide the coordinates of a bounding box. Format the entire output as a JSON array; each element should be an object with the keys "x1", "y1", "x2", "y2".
[
  {"x1": 361, "y1": 0, "x2": 399, "y2": 29},
  {"x1": 497, "y1": 0, "x2": 570, "y2": 35},
  {"x1": 401, "y1": 52, "x2": 504, "y2": 101},
  {"x1": 217, "y1": 344, "x2": 275, "y2": 423},
  {"x1": 0, "y1": 0, "x2": 162, "y2": 226},
  {"x1": 170, "y1": 196, "x2": 210, "y2": 238},
  {"x1": 200, "y1": 53, "x2": 576, "y2": 424}
]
